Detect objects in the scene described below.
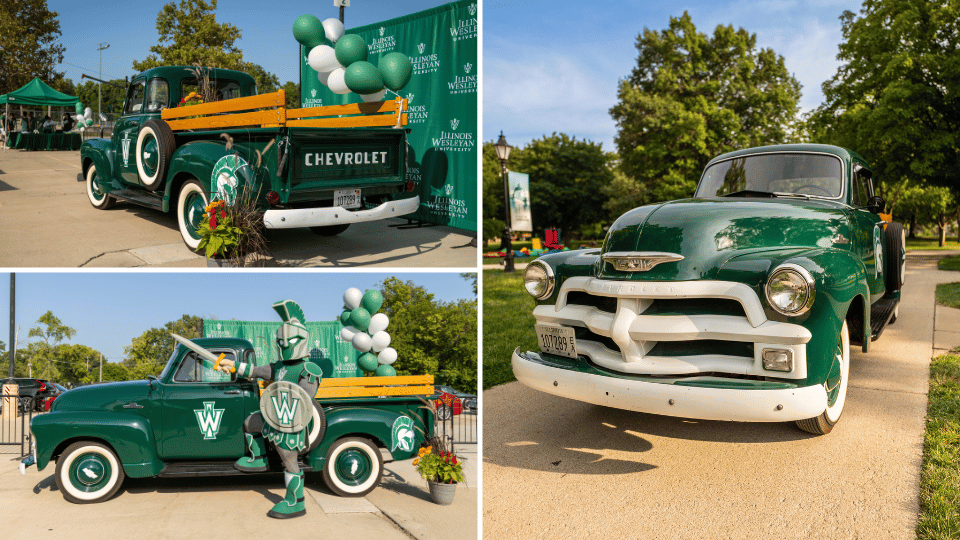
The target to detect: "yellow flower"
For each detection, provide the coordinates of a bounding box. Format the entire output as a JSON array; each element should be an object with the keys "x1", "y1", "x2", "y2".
[
  {"x1": 412, "y1": 458, "x2": 419, "y2": 466},
  {"x1": 418, "y1": 446, "x2": 432, "y2": 457}
]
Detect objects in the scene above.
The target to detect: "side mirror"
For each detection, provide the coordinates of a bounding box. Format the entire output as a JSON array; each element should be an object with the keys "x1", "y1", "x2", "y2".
[
  {"x1": 147, "y1": 375, "x2": 157, "y2": 390},
  {"x1": 863, "y1": 195, "x2": 885, "y2": 214}
]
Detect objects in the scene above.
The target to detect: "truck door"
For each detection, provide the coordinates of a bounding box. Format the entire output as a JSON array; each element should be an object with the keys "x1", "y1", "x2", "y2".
[
  {"x1": 848, "y1": 163, "x2": 885, "y2": 301},
  {"x1": 158, "y1": 349, "x2": 257, "y2": 459},
  {"x1": 113, "y1": 79, "x2": 147, "y2": 185}
]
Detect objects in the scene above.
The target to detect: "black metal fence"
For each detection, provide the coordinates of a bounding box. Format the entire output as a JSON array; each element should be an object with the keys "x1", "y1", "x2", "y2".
[
  {"x1": 0, "y1": 393, "x2": 34, "y2": 457},
  {"x1": 435, "y1": 400, "x2": 477, "y2": 453}
]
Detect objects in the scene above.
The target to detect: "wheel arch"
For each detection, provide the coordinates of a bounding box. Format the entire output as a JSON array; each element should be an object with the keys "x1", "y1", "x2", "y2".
[
  {"x1": 162, "y1": 140, "x2": 227, "y2": 212},
  {"x1": 307, "y1": 406, "x2": 422, "y2": 469}
]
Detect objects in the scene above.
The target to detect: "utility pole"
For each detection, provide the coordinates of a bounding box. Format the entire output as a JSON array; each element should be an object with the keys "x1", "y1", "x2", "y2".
[
  {"x1": 99, "y1": 353, "x2": 103, "y2": 382},
  {"x1": 97, "y1": 43, "x2": 110, "y2": 126},
  {"x1": 8, "y1": 274, "x2": 13, "y2": 379},
  {"x1": 335, "y1": 0, "x2": 349, "y2": 23}
]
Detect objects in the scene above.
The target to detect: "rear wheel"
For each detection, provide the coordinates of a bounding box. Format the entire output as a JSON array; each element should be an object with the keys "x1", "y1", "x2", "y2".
[
  {"x1": 796, "y1": 321, "x2": 850, "y2": 435},
  {"x1": 885, "y1": 222, "x2": 905, "y2": 292},
  {"x1": 55, "y1": 441, "x2": 125, "y2": 504},
  {"x1": 309, "y1": 224, "x2": 350, "y2": 236},
  {"x1": 85, "y1": 164, "x2": 115, "y2": 209},
  {"x1": 176, "y1": 179, "x2": 208, "y2": 251},
  {"x1": 322, "y1": 437, "x2": 383, "y2": 497}
]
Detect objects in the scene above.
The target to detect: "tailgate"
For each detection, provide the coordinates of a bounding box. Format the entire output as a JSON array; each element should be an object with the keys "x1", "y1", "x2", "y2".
[{"x1": 285, "y1": 128, "x2": 407, "y2": 202}]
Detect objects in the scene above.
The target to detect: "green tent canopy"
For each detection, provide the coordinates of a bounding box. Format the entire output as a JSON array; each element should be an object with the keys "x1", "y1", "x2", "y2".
[{"x1": 0, "y1": 78, "x2": 79, "y2": 107}]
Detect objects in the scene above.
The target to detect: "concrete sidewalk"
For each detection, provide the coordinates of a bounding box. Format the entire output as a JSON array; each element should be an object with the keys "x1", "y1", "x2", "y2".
[
  {"x1": 0, "y1": 149, "x2": 477, "y2": 268},
  {"x1": 482, "y1": 258, "x2": 956, "y2": 540},
  {"x1": 0, "y1": 443, "x2": 476, "y2": 539}
]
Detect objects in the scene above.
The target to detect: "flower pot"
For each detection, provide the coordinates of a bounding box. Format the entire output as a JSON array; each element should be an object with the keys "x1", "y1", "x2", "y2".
[
  {"x1": 206, "y1": 257, "x2": 235, "y2": 268},
  {"x1": 427, "y1": 480, "x2": 456, "y2": 505}
]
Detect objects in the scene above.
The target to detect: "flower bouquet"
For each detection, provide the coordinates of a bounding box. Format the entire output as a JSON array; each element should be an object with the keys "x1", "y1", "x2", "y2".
[
  {"x1": 414, "y1": 438, "x2": 464, "y2": 505},
  {"x1": 196, "y1": 200, "x2": 242, "y2": 260}
]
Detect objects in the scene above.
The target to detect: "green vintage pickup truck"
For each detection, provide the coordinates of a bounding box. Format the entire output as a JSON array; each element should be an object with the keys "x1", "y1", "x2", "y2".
[
  {"x1": 21, "y1": 337, "x2": 434, "y2": 503},
  {"x1": 515, "y1": 144, "x2": 905, "y2": 435},
  {"x1": 81, "y1": 66, "x2": 418, "y2": 250}
]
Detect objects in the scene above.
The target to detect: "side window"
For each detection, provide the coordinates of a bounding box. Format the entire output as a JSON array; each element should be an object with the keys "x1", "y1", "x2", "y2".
[
  {"x1": 124, "y1": 81, "x2": 146, "y2": 115},
  {"x1": 174, "y1": 351, "x2": 235, "y2": 383},
  {"x1": 145, "y1": 79, "x2": 169, "y2": 112},
  {"x1": 852, "y1": 165, "x2": 872, "y2": 207}
]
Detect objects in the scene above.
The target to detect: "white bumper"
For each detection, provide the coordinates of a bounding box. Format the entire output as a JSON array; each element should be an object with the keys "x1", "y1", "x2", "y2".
[
  {"x1": 512, "y1": 348, "x2": 828, "y2": 422},
  {"x1": 263, "y1": 196, "x2": 420, "y2": 229}
]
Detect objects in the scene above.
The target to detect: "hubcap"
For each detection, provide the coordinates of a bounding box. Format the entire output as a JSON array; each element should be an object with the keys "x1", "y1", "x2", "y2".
[
  {"x1": 184, "y1": 191, "x2": 205, "y2": 240},
  {"x1": 90, "y1": 172, "x2": 104, "y2": 200},
  {"x1": 335, "y1": 448, "x2": 372, "y2": 486},
  {"x1": 825, "y1": 337, "x2": 843, "y2": 407},
  {"x1": 70, "y1": 452, "x2": 111, "y2": 492},
  {"x1": 143, "y1": 137, "x2": 158, "y2": 174}
]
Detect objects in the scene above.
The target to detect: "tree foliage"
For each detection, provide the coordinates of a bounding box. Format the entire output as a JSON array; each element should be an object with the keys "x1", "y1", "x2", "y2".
[
  {"x1": 378, "y1": 278, "x2": 477, "y2": 392},
  {"x1": 610, "y1": 12, "x2": 801, "y2": 204},
  {"x1": 809, "y1": 0, "x2": 960, "y2": 194},
  {"x1": 0, "y1": 0, "x2": 65, "y2": 94},
  {"x1": 123, "y1": 315, "x2": 203, "y2": 380},
  {"x1": 132, "y1": 0, "x2": 278, "y2": 94},
  {"x1": 75, "y1": 79, "x2": 127, "y2": 118},
  {"x1": 282, "y1": 81, "x2": 300, "y2": 109},
  {"x1": 28, "y1": 310, "x2": 75, "y2": 347}
]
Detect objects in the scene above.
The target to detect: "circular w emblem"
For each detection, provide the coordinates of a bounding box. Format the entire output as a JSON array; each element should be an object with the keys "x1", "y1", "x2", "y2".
[{"x1": 260, "y1": 381, "x2": 312, "y2": 433}]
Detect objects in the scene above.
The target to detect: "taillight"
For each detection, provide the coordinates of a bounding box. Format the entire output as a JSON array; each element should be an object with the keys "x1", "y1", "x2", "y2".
[
  {"x1": 405, "y1": 181, "x2": 415, "y2": 192},
  {"x1": 38, "y1": 381, "x2": 45, "y2": 392},
  {"x1": 267, "y1": 191, "x2": 280, "y2": 205}
]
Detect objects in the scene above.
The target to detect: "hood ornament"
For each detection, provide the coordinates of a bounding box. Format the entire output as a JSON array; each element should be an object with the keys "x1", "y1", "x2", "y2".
[{"x1": 602, "y1": 252, "x2": 684, "y2": 272}]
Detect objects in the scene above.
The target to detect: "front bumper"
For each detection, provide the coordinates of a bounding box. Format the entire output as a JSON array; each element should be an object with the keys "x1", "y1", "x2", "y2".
[
  {"x1": 512, "y1": 349, "x2": 828, "y2": 422},
  {"x1": 263, "y1": 195, "x2": 420, "y2": 229}
]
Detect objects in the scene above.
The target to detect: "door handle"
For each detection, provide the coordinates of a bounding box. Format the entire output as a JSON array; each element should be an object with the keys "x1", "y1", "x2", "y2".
[
  {"x1": 128, "y1": 121, "x2": 140, "y2": 127},
  {"x1": 223, "y1": 389, "x2": 241, "y2": 395}
]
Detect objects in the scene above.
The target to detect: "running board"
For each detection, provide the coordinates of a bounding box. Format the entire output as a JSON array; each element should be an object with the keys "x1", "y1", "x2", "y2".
[
  {"x1": 158, "y1": 459, "x2": 314, "y2": 477},
  {"x1": 109, "y1": 189, "x2": 164, "y2": 210},
  {"x1": 869, "y1": 295, "x2": 899, "y2": 342}
]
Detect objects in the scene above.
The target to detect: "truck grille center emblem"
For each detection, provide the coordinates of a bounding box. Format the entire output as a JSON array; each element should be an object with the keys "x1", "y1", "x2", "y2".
[{"x1": 602, "y1": 252, "x2": 684, "y2": 272}]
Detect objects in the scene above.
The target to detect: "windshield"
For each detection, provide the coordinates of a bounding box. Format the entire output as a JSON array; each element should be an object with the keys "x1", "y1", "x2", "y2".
[{"x1": 696, "y1": 153, "x2": 844, "y2": 199}]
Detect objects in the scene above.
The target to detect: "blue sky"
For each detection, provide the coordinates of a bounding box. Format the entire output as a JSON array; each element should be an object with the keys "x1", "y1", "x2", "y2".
[
  {"x1": 0, "y1": 272, "x2": 475, "y2": 366},
  {"x1": 49, "y1": 0, "x2": 460, "y2": 89},
  {"x1": 483, "y1": 0, "x2": 863, "y2": 151}
]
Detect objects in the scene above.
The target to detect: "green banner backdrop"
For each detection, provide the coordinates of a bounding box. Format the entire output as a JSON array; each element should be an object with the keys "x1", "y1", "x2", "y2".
[
  {"x1": 300, "y1": 0, "x2": 478, "y2": 231},
  {"x1": 204, "y1": 320, "x2": 361, "y2": 378}
]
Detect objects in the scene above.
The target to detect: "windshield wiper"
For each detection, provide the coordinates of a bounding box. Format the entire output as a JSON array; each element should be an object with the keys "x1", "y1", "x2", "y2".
[
  {"x1": 720, "y1": 190, "x2": 777, "y2": 198},
  {"x1": 773, "y1": 192, "x2": 811, "y2": 200}
]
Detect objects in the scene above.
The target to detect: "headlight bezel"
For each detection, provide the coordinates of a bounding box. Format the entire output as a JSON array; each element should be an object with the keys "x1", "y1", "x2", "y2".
[
  {"x1": 765, "y1": 263, "x2": 816, "y2": 316},
  {"x1": 523, "y1": 260, "x2": 555, "y2": 300}
]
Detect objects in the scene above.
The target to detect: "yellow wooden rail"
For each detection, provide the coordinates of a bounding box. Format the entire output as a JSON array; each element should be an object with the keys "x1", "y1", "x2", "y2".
[{"x1": 315, "y1": 374, "x2": 434, "y2": 399}]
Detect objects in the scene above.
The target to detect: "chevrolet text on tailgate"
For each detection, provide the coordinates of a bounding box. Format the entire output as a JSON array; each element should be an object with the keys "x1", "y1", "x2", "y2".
[
  {"x1": 81, "y1": 66, "x2": 418, "y2": 250},
  {"x1": 514, "y1": 144, "x2": 906, "y2": 435}
]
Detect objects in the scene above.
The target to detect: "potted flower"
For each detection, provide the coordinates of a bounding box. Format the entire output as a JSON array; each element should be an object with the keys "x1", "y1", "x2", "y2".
[
  {"x1": 414, "y1": 438, "x2": 465, "y2": 505},
  {"x1": 196, "y1": 200, "x2": 242, "y2": 266}
]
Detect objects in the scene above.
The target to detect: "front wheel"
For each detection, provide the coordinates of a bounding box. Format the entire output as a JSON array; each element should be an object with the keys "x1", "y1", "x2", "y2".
[
  {"x1": 796, "y1": 320, "x2": 850, "y2": 435},
  {"x1": 176, "y1": 180, "x2": 209, "y2": 251},
  {"x1": 322, "y1": 437, "x2": 383, "y2": 497},
  {"x1": 85, "y1": 164, "x2": 115, "y2": 210},
  {"x1": 55, "y1": 441, "x2": 125, "y2": 504}
]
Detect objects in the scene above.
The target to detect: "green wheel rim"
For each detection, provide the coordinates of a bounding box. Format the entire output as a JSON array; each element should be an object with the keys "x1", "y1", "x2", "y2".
[
  {"x1": 142, "y1": 136, "x2": 158, "y2": 176},
  {"x1": 334, "y1": 447, "x2": 373, "y2": 487},
  {"x1": 826, "y1": 337, "x2": 843, "y2": 407},
  {"x1": 183, "y1": 190, "x2": 206, "y2": 241},
  {"x1": 69, "y1": 452, "x2": 112, "y2": 493},
  {"x1": 90, "y1": 171, "x2": 105, "y2": 201}
]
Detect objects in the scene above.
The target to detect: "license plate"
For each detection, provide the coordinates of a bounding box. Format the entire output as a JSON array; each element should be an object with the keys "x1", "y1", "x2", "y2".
[
  {"x1": 334, "y1": 188, "x2": 361, "y2": 209},
  {"x1": 535, "y1": 324, "x2": 577, "y2": 359}
]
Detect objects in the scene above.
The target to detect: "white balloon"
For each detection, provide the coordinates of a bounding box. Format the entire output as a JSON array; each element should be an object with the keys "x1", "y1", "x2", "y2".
[
  {"x1": 377, "y1": 347, "x2": 398, "y2": 365},
  {"x1": 327, "y1": 68, "x2": 350, "y2": 94},
  {"x1": 340, "y1": 325, "x2": 357, "y2": 342},
  {"x1": 368, "y1": 313, "x2": 389, "y2": 334},
  {"x1": 318, "y1": 70, "x2": 332, "y2": 86},
  {"x1": 352, "y1": 332, "x2": 372, "y2": 353},
  {"x1": 343, "y1": 288, "x2": 363, "y2": 310},
  {"x1": 322, "y1": 18, "x2": 345, "y2": 44},
  {"x1": 371, "y1": 331, "x2": 391, "y2": 352},
  {"x1": 309, "y1": 45, "x2": 341, "y2": 73},
  {"x1": 84, "y1": 107, "x2": 92, "y2": 118},
  {"x1": 360, "y1": 89, "x2": 386, "y2": 103}
]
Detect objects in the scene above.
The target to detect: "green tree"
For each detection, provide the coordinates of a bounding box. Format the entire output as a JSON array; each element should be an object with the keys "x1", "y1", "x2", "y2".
[
  {"x1": 809, "y1": 0, "x2": 960, "y2": 197},
  {"x1": 54, "y1": 344, "x2": 106, "y2": 384},
  {"x1": 0, "y1": 0, "x2": 66, "y2": 94},
  {"x1": 508, "y1": 133, "x2": 616, "y2": 244},
  {"x1": 124, "y1": 315, "x2": 203, "y2": 379},
  {"x1": 28, "y1": 310, "x2": 75, "y2": 347},
  {"x1": 379, "y1": 278, "x2": 477, "y2": 392},
  {"x1": 75, "y1": 79, "x2": 127, "y2": 119},
  {"x1": 282, "y1": 81, "x2": 300, "y2": 109},
  {"x1": 481, "y1": 142, "x2": 508, "y2": 245},
  {"x1": 23, "y1": 311, "x2": 76, "y2": 381},
  {"x1": 132, "y1": 0, "x2": 278, "y2": 94},
  {"x1": 899, "y1": 185, "x2": 957, "y2": 246},
  {"x1": 610, "y1": 12, "x2": 801, "y2": 204}
]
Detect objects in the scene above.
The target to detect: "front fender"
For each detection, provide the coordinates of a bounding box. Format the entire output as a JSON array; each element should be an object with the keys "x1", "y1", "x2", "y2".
[
  {"x1": 30, "y1": 411, "x2": 163, "y2": 478},
  {"x1": 79, "y1": 138, "x2": 116, "y2": 191},
  {"x1": 307, "y1": 404, "x2": 428, "y2": 470}
]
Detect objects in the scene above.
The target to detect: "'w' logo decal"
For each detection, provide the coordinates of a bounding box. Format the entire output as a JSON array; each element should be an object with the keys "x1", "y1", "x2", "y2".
[
  {"x1": 271, "y1": 392, "x2": 300, "y2": 426},
  {"x1": 194, "y1": 402, "x2": 225, "y2": 440}
]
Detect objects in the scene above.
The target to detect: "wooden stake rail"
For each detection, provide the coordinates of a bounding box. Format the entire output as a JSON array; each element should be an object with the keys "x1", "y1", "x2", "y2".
[
  {"x1": 159, "y1": 90, "x2": 407, "y2": 132},
  {"x1": 314, "y1": 374, "x2": 434, "y2": 399}
]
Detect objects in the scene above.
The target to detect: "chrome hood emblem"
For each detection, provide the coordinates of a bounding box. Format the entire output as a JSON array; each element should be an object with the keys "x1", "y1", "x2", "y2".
[{"x1": 601, "y1": 252, "x2": 684, "y2": 272}]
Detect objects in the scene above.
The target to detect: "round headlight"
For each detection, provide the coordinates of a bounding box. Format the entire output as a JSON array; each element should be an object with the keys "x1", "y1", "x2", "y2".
[
  {"x1": 765, "y1": 264, "x2": 815, "y2": 316},
  {"x1": 523, "y1": 261, "x2": 555, "y2": 300}
]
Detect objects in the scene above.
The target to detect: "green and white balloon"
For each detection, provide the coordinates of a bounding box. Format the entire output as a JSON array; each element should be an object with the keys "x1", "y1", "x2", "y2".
[
  {"x1": 352, "y1": 331, "x2": 372, "y2": 353},
  {"x1": 327, "y1": 68, "x2": 350, "y2": 95},
  {"x1": 358, "y1": 352, "x2": 379, "y2": 372},
  {"x1": 371, "y1": 331, "x2": 391, "y2": 352},
  {"x1": 377, "y1": 347, "x2": 397, "y2": 365},
  {"x1": 368, "y1": 313, "x2": 389, "y2": 334},
  {"x1": 339, "y1": 325, "x2": 357, "y2": 342},
  {"x1": 375, "y1": 364, "x2": 396, "y2": 377},
  {"x1": 292, "y1": 14, "x2": 325, "y2": 49},
  {"x1": 339, "y1": 310, "x2": 352, "y2": 326},
  {"x1": 340, "y1": 287, "x2": 397, "y2": 374},
  {"x1": 349, "y1": 307, "x2": 371, "y2": 332},
  {"x1": 379, "y1": 52, "x2": 413, "y2": 91},
  {"x1": 309, "y1": 45, "x2": 341, "y2": 74},
  {"x1": 361, "y1": 290, "x2": 383, "y2": 313},
  {"x1": 321, "y1": 18, "x2": 345, "y2": 44},
  {"x1": 343, "y1": 288, "x2": 363, "y2": 310},
  {"x1": 334, "y1": 34, "x2": 368, "y2": 67},
  {"x1": 345, "y1": 61, "x2": 384, "y2": 96}
]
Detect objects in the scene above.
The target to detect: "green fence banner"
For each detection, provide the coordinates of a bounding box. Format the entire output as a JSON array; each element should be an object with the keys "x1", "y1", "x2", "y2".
[
  {"x1": 204, "y1": 320, "x2": 362, "y2": 378},
  {"x1": 300, "y1": 0, "x2": 478, "y2": 231}
]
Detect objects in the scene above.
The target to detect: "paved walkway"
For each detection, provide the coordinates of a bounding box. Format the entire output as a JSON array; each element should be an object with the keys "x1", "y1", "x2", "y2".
[{"x1": 482, "y1": 258, "x2": 956, "y2": 539}]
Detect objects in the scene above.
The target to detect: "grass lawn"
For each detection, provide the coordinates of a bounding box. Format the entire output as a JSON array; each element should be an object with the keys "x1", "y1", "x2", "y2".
[
  {"x1": 939, "y1": 255, "x2": 960, "y2": 272},
  {"x1": 906, "y1": 237, "x2": 960, "y2": 251},
  {"x1": 482, "y1": 269, "x2": 537, "y2": 390},
  {"x1": 918, "y1": 353, "x2": 960, "y2": 539},
  {"x1": 936, "y1": 283, "x2": 960, "y2": 310}
]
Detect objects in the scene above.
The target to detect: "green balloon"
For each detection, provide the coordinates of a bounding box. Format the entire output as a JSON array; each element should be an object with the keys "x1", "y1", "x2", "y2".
[
  {"x1": 344, "y1": 62, "x2": 384, "y2": 95},
  {"x1": 358, "y1": 352, "x2": 378, "y2": 373},
  {"x1": 292, "y1": 14, "x2": 325, "y2": 49},
  {"x1": 378, "y1": 52, "x2": 412, "y2": 91},
  {"x1": 349, "y1": 307, "x2": 371, "y2": 332},
  {"x1": 375, "y1": 364, "x2": 396, "y2": 377},
  {"x1": 75, "y1": 103, "x2": 84, "y2": 114},
  {"x1": 85, "y1": 119, "x2": 93, "y2": 126},
  {"x1": 339, "y1": 310, "x2": 352, "y2": 326},
  {"x1": 361, "y1": 289, "x2": 383, "y2": 313},
  {"x1": 334, "y1": 34, "x2": 367, "y2": 67}
]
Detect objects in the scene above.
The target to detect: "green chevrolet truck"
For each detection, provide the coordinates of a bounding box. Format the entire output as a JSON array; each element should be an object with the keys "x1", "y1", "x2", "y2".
[
  {"x1": 515, "y1": 144, "x2": 905, "y2": 435},
  {"x1": 81, "y1": 66, "x2": 418, "y2": 250},
  {"x1": 21, "y1": 337, "x2": 434, "y2": 503}
]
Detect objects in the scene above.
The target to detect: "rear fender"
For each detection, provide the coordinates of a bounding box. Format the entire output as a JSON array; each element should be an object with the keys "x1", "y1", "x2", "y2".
[{"x1": 306, "y1": 405, "x2": 428, "y2": 469}]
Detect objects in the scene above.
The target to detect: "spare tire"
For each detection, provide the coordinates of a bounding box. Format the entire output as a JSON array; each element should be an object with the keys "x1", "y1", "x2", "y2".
[
  {"x1": 885, "y1": 222, "x2": 905, "y2": 292},
  {"x1": 136, "y1": 119, "x2": 175, "y2": 191}
]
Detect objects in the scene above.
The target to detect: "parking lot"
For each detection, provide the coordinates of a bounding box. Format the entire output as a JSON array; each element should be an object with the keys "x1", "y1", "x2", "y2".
[{"x1": 0, "y1": 150, "x2": 477, "y2": 268}]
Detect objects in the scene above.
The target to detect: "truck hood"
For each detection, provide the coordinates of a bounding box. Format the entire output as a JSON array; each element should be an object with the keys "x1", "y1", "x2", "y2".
[
  {"x1": 51, "y1": 380, "x2": 154, "y2": 412},
  {"x1": 600, "y1": 197, "x2": 850, "y2": 281}
]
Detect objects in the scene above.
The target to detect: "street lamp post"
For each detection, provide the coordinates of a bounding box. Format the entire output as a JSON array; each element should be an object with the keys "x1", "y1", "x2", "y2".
[
  {"x1": 97, "y1": 43, "x2": 110, "y2": 126},
  {"x1": 495, "y1": 131, "x2": 514, "y2": 272}
]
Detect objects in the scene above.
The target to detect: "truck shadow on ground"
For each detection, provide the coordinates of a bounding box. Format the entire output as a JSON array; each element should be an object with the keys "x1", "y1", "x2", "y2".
[
  {"x1": 32, "y1": 472, "x2": 285, "y2": 504},
  {"x1": 376, "y1": 468, "x2": 432, "y2": 502}
]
